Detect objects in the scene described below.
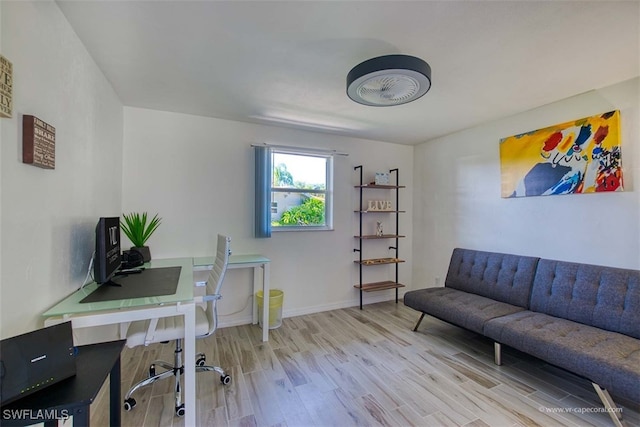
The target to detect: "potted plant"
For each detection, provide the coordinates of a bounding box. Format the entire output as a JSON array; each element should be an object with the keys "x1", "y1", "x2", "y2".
[{"x1": 120, "y1": 212, "x2": 162, "y2": 262}]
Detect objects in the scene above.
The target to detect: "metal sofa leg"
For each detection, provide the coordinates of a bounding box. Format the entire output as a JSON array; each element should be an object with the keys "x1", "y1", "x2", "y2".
[
  {"x1": 413, "y1": 313, "x2": 426, "y2": 331},
  {"x1": 592, "y1": 383, "x2": 625, "y2": 427},
  {"x1": 494, "y1": 342, "x2": 502, "y2": 366}
]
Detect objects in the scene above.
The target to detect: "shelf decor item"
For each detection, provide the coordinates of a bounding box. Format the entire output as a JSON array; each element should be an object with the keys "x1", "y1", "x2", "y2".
[
  {"x1": 120, "y1": 212, "x2": 162, "y2": 262},
  {"x1": 367, "y1": 200, "x2": 392, "y2": 211},
  {"x1": 374, "y1": 172, "x2": 390, "y2": 185}
]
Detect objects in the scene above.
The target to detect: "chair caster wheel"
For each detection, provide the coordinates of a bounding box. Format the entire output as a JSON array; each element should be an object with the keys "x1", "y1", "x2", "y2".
[
  {"x1": 124, "y1": 398, "x2": 136, "y2": 411},
  {"x1": 175, "y1": 403, "x2": 185, "y2": 417},
  {"x1": 149, "y1": 364, "x2": 156, "y2": 377},
  {"x1": 221, "y1": 374, "x2": 231, "y2": 385},
  {"x1": 196, "y1": 356, "x2": 206, "y2": 366}
]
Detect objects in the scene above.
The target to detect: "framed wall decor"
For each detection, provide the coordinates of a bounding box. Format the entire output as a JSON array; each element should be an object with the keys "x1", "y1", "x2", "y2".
[
  {"x1": 500, "y1": 110, "x2": 622, "y2": 198},
  {"x1": 0, "y1": 54, "x2": 13, "y2": 118},
  {"x1": 23, "y1": 115, "x2": 56, "y2": 169}
]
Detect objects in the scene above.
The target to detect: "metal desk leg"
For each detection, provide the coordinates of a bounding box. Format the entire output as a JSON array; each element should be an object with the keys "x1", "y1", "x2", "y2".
[
  {"x1": 182, "y1": 303, "x2": 196, "y2": 426},
  {"x1": 262, "y1": 263, "x2": 270, "y2": 342},
  {"x1": 110, "y1": 356, "x2": 121, "y2": 427},
  {"x1": 252, "y1": 266, "x2": 259, "y2": 325},
  {"x1": 72, "y1": 406, "x2": 90, "y2": 427}
]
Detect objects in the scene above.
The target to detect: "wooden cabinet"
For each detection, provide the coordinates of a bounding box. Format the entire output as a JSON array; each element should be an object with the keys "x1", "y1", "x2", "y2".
[{"x1": 353, "y1": 166, "x2": 405, "y2": 309}]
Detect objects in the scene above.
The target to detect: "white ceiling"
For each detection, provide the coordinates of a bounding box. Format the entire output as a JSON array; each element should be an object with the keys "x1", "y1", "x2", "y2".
[{"x1": 56, "y1": 0, "x2": 639, "y2": 145}]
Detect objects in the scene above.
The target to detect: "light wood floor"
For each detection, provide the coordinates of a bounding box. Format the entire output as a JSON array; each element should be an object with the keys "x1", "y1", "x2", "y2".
[{"x1": 90, "y1": 302, "x2": 639, "y2": 427}]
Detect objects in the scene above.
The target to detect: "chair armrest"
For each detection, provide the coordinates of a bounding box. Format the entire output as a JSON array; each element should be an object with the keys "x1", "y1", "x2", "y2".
[
  {"x1": 193, "y1": 294, "x2": 222, "y2": 303},
  {"x1": 144, "y1": 317, "x2": 159, "y2": 346}
]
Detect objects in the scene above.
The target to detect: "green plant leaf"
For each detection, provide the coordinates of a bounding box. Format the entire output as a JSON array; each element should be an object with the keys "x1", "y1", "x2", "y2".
[{"x1": 120, "y1": 212, "x2": 162, "y2": 247}]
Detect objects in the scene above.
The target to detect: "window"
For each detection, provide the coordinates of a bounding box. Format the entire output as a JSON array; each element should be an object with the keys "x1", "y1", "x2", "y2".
[
  {"x1": 255, "y1": 146, "x2": 334, "y2": 237},
  {"x1": 271, "y1": 150, "x2": 333, "y2": 230}
]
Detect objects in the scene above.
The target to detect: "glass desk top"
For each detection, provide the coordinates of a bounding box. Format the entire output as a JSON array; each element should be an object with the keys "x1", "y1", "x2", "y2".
[{"x1": 43, "y1": 258, "x2": 194, "y2": 317}]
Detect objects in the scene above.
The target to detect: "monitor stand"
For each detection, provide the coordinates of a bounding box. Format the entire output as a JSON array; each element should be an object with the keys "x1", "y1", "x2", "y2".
[
  {"x1": 117, "y1": 268, "x2": 144, "y2": 275},
  {"x1": 105, "y1": 269, "x2": 144, "y2": 286},
  {"x1": 100, "y1": 279, "x2": 122, "y2": 287}
]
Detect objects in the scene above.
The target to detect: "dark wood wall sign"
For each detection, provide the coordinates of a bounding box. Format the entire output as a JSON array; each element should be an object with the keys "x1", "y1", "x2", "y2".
[
  {"x1": 0, "y1": 55, "x2": 12, "y2": 118},
  {"x1": 23, "y1": 115, "x2": 56, "y2": 169}
]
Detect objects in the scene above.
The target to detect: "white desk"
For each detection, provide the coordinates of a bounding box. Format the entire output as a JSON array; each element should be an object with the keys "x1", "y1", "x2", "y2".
[
  {"x1": 193, "y1": 254, "x2": 271, "y2": 342},
  {"x1": 42, "y1": 258, "x2": 198, "y2": 427}
]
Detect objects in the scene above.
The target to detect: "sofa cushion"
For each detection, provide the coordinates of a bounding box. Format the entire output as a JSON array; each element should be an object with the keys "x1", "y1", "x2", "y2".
[
  {"x1": 446, "y1": 248, "x2": 539, "y2": 308},
  {"x1": 403, "y1": 288, "x2": 526, "y2": 334},
  {"x1": 484, "y1": 311, "x2": 640, "y2": 402},
  {"x1": 531, "y1": 259, "x2": 640, "y2": 339}
]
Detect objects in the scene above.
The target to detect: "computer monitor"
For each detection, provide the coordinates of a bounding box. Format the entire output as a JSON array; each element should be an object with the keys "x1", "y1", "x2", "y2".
[{"x1": 94, "y1": 217, "x2": 121, "y2": 285}]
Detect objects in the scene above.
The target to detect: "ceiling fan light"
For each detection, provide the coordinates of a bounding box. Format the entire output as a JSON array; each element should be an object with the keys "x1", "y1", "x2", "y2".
[{"x1": 347, "y1": 54, "x2": 431, "y2": 106}]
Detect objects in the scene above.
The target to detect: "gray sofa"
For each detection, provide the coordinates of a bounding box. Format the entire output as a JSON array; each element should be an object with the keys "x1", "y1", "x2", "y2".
[{"x1": 404, "y1": 248, "x2": 639, "y2": 427}]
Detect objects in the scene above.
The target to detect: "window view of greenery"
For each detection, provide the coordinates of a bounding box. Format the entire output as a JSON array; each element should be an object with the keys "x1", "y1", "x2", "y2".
[{"x1": 271, "y1": 153, "x2": 328, "y2": 227}]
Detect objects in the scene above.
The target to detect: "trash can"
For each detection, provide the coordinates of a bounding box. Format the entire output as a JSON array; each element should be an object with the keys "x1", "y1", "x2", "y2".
[{"x1": 256, "y1": 289, "x2": 284, "y2": 329}]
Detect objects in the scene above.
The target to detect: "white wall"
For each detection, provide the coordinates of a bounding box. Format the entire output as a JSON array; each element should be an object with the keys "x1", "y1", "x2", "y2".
[
  {"x1": 6, "y1": 2, "x2": 634, "y2": 341},
  {"x1": 413, "y1": 78, "x2": 640, "y2": 289},
  {"x1": 0, "y1": 1, "x2": 123, "y2": 338},
  {"x1": 122, "y1": 107, "x2": 413, "y2": 326}
]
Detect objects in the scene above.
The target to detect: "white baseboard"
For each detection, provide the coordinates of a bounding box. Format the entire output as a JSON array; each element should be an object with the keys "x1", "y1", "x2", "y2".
[{"x1": 216, "y1": 290, "x2": 406, "y2": 329}]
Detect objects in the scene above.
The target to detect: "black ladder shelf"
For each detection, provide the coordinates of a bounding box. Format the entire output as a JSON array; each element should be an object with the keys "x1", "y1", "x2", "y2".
[{"x1": 353, "y1": 165, "x2": 405, "y2": 310}]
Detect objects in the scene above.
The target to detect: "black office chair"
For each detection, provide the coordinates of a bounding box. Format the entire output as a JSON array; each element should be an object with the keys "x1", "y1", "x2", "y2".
[{"x1": 123, "y1": 234, "x2": 232, "y2": 417}]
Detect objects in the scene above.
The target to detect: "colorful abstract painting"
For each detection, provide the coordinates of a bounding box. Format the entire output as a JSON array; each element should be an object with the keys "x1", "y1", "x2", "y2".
[{"x1": 500, "y1": 110, "x2": 622, "y2": 198}]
